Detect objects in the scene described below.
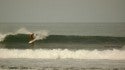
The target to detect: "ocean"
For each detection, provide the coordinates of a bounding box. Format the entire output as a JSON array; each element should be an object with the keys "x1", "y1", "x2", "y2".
[{"x1": 0, "y1": 23, "x2": 125, "y2": 70}]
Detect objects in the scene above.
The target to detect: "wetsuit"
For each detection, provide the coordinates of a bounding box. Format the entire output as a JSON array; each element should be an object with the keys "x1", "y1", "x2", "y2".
[{"x1": 30, "y1": 33, "x2": 35, "y2": 41}]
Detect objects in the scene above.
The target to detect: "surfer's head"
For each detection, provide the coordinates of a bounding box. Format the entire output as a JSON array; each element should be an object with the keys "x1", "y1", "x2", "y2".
[
  {"x1": 30, "y1": 33, "x2": 34, "y2": 35},
  {"x1": 30, "y1": 33, "x2": 35, "y2": 40}
]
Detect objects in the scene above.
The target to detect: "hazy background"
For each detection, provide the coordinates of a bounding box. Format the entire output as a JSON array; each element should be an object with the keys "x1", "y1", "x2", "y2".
[{"x1": 0, "y1": 0, "x2": 125, "y2": 36}]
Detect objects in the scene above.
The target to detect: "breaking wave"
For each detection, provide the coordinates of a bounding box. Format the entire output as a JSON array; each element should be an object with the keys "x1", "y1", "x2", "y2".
[
  {"x1": 0, "y1": 28, "x2": 48, "y2": 43},
  {"x1": 1, "y1": 32, "x2": 125, "y2": 44},
  {"x1": 0, "y1": 28, "x2": 125, "y2": 50},
  {"x1": 0, "y1": 49, "x2": 125, "y2": 60}
]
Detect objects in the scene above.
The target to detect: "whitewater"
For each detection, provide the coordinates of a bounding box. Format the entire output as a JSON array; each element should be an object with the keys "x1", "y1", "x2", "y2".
[{"x1": 0, "y1": 49, "x2": 124, "y2": 60}]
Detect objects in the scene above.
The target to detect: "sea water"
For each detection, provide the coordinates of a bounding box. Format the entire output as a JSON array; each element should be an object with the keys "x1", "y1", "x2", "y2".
[
  {"x1": 0, "y1": 23, "x2": 125, "y2": 70},
  {"x1": 0, "y1": 59, "x2": 125, "y2": 70}
]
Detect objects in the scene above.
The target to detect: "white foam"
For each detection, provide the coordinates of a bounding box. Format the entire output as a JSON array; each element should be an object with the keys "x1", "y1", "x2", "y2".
[
  {"x1": 0, "y1": 49, "x2": 125, "y2": 60},
  {"x1": 34, "y1": 30, "x2": 48, "y2": 41}
]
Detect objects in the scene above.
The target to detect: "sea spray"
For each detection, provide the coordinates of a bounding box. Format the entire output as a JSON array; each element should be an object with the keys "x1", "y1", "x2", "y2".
[
  {"x1": 33, "y1": 30, "x2": 48, "y2": 41},
  {"x1": 15, "y1": 28, "x2": 31, "y2": 34}
]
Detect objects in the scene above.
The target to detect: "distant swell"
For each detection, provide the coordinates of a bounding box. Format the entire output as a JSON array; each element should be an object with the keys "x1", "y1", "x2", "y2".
[{"x1": 0, "y1": 49, "x2": 125, "y2": 60}]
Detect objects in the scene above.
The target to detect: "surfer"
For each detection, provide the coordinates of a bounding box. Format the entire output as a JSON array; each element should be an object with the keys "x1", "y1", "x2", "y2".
[
  {"x1": 29, "y1": 33, "x2": 35, "y2": 44},
  {"x1": 30, "y1": 33, "x2": 35, "y2": 41}
]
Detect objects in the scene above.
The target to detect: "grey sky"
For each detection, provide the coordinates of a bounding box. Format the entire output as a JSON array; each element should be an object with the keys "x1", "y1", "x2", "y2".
[{"x1": 0, "y1": 0, "x2": 125, "y2": 23}]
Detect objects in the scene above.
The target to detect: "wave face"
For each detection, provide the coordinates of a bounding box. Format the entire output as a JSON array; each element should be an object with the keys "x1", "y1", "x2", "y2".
[
  {"x1": 0, "y1": 28, "x2": 125, "y2": 50},
  {"x1": 2, "y1": 34, "x2": 125, "y2": 44},
  {"x1": 0, "y1": 34, "x2": 125, "y2": 50},
  {"x1": 0, "y1": 28, "x2": 125, "y2": 49},
  {"x1": 0, "y1": 49, "x2": 125, "y2": 60},
  {"x1": 1, "y1": 28, "x2": 125, "y2": 44}
]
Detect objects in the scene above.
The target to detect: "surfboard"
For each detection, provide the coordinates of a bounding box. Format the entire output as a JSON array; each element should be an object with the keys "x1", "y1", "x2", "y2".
[
  {"x1": 28, "y1": 39, "x2": 35, "y2": 44},
  {"x1": 29, "y1": 40, "x2": 34, "y2": 44}
]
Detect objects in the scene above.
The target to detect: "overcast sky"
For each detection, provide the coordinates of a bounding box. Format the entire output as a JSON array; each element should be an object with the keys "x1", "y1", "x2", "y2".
[{"x1": 0, "y1": 0, "x2": 125, "y2": 23}]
